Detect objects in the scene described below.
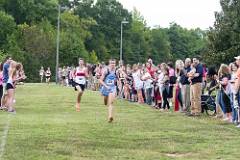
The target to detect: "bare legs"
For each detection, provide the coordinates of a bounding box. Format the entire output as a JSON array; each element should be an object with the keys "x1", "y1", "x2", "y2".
[
  {"x1": 104, "y1": 92, "x2": 116, "y2": 123},
  {"x1": 7, "y1": 89, "x2": 15, "y2": 112},
  {"x1": 76, "y1": 86, "x2": 83, "y2": 112}
]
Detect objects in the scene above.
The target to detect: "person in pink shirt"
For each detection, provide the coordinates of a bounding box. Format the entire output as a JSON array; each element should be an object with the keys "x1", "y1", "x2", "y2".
[{"x1": 0, "y1": 63, "x2": 3, "y2": 108}]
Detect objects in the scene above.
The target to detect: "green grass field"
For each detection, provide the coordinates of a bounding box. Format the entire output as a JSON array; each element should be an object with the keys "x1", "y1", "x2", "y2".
[{"x1": 0, "y1": 84, "x2": 240, "y2": 160}]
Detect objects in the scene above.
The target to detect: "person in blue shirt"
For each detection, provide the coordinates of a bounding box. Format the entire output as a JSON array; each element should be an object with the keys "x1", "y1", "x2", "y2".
[
  {"x1": 189, "y1": 57, "x2": 203, "y2": 116},
  {"x1": 181, "y1": 58, "x2": 192, "y2": 113},
  {"x1": 0, "y1": 56, "x2": 12, "y2": 109},
  {"x1": 99, "y1": 59, "x2": 117, "y2": 123}
]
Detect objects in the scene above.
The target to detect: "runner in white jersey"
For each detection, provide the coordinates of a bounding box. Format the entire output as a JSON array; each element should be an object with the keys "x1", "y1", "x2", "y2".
[
  {"x1": 73, "y1": 58, "x2": 88, "y2": 112},
  {"x1": 39, "y1": 66, "x2": 44, "y2": 83}
]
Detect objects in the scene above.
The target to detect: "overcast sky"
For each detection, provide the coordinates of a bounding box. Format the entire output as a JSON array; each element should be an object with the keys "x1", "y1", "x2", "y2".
[{"x1": 117, "y1": 0, "x2": 222, "y2": 29}]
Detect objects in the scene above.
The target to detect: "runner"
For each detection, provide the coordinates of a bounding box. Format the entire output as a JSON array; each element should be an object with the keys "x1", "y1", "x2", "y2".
[
  {"x1": 73, "y1": 58, "x2": 88, "y2": 112},
  {"x1": 45, "y1": 67, "x2": 51, "y2": 84},
  {"x1": 99, "y1": 59, "x2": 118, "y2": 123},
  {"x1": 39, "y1": 66, "x2": 44, "y2": 83}
]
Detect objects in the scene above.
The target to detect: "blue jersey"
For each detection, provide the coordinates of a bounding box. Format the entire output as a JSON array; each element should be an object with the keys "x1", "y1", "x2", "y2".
[
  {"x1": 104, "y1": 70, "x2": 117, "y2": 87},
  {"x1": 3, "y1": 63, "x2": 10, "y2": 83},
  {"x1": 101, "y1": 69, "x2": 117, "y2": 96}
]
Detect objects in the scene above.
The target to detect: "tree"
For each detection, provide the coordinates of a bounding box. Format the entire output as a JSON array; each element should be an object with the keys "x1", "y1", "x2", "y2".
[
  {"x1": 205, "y1": 0, "x2": 240, "y2": 66},
  {"x1": 1, "y1": 0, "x2": 58, "y2": 24},
  {"x1": 125, "y1": 8, "x2": 149, "y2": 63},
  {"x1": 0, "y1": 10, "x2": 16, "y2": 49},
  {"x1": 59, "y1": 11, "x2": 96, "y2": 65},
  {"x1": 149, "y1": 28, "x2": 172, "y2": 63},
  {"x1": 168, "y1": 23, "x2": 207, "y2": 60},
  {"x1": 90, "y1": 0, "x2": 132, "y2": 60}
]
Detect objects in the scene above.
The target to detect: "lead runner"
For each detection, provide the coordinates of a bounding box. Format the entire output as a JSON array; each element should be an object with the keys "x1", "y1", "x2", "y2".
[
  {"x1": 99, "y1": 59, "x2": 117, "y2": 123},
  {"x1": 73, "y1": 58, "x2": 88, "y2": 112}
]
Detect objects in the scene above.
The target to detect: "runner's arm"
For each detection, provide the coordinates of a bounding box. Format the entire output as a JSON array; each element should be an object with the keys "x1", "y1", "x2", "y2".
[{"x1": 99, "y1": 71, "x2": 108, "y2": 88}]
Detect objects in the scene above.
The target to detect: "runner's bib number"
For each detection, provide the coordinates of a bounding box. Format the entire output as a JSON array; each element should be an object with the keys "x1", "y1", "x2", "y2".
[
  {"x1": 106, "y1": 79, "x2": 114, "y2": 85},
  {"x1": 75, "y1": 77, "x2": 86, "y2": 85}
]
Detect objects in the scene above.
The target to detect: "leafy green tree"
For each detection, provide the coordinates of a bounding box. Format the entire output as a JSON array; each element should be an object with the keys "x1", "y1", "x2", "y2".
[
  {"x1": 149, "y1": 28, "x2": 172, "y2": 63},
  {"x1": 88, "y1": 50, "x2": 99, "y2": 64},
  {"x1": 59, "y1": 11, "x2": 96, "y2": 65},
  {"x1": 0, "y1": 10, "x2": 16, "y2": 49},
  {"x1": 1, "y1": 0, "x2": 58, "y2": 24},
  {"x1": 205, "y1": 0, "x2": 240, "y2": 66},
  {"x1": 168, "y1": 23, "x2": 207, "y2": 60},
  {"x1": 90, "y1": 0, "x2": 132, "y2": 60}
]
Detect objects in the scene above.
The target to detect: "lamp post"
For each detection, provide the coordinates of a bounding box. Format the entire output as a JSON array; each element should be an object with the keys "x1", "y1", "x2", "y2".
[
  {"x1": 56, "y1": 5, "x2": 68, "y2": 84},
  {"x1": 120, "y1": 20, "x2": 129, "y2": 64},
  {"x1": 56, "y1": 5, "x2": 60, "y2": 84}
]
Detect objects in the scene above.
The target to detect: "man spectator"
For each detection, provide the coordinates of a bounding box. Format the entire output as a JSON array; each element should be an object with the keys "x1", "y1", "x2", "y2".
[{"x1": 189, "y1": 57, "x2": 203, "y2": 116}]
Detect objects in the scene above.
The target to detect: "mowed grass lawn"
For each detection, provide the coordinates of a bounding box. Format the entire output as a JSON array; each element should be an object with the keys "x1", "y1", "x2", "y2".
[{"x1": 0, "y1": 83, "x2": 240, "y2": 160}]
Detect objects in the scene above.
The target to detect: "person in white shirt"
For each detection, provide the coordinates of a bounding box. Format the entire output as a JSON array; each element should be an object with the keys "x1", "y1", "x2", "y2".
[
  {"x1": 142, "y1": 67, "x2": 153, "y2": 105},
  {"x1": 73, "y1": 58, "x2": 88, "y2": 112},
  {"x1": 39, "y1": 66, "x2": 44, "y2": 83},
  {"x1": 132, "y1": 64, "x2": 144, "y2": 103}
]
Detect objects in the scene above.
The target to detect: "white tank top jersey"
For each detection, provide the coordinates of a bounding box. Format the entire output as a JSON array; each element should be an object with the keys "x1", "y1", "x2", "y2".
[{"x1": 74, "y1": 67, "x2": 86, "y2": 85}]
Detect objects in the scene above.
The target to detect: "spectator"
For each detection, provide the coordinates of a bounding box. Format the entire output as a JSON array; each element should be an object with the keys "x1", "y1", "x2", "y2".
[{"x1": 189, "y1": 57, "x2": 203, "y2": 116}]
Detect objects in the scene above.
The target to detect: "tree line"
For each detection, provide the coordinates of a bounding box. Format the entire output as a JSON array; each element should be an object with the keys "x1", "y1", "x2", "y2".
[{"x1": 0, "y1": 0, "x2": 236, "y2": 82}]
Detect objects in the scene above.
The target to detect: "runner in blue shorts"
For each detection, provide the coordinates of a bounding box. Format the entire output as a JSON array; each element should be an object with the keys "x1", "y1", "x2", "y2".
[{"x1": 99, "y1": 59, "x2": 117, "y2": 123}]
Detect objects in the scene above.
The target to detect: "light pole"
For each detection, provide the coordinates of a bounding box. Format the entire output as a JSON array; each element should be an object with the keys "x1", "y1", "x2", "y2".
[
  {"x1": 120, "y1": 20, "x2": 129, "y2": 63},
  {"x1": 56, "y1": 5, "x2": 67, "y2": 84},
  {"x1": 56, "y1": 5, "x2": 60, "y2": 84}
]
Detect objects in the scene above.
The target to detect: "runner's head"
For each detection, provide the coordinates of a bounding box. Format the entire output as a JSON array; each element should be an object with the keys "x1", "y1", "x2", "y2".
[
  {"x1": 79, "y1": 58, "x2": 84, "y2": 66},
  {"x1": 109, "y1": 59, "x2": 116, "y2": 70}
]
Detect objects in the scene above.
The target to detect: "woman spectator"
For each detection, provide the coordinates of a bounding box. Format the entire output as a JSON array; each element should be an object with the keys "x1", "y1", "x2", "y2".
[
  {"x1": 132, "y1": 64, "x2": 144, "y2": 104},
  {"x1": 167, "y1": 62, "x2": 175, "y2": 107},
  {"x1": 6, "y1": 61, "x2": 26, "y2": 113},
  {"x1": 117, "y1": 65, "x2": 126, "y2": 99},
  {"x1": 154, "y1": 66, "x2": 162, "y2": 109},
  {"x1": 142, "y1": 66, "x2": 153, "y2": 105},
  {"x1": 158, "y1": 63, "x2": 170, "y2": 111},
  {"x1": 124, "y1": 65, "x2": 133, "y2": 101},
  {"x1": 0, "y1": 63, "x2": 3, "y2": 108},
  {"x1": 174, "y1": 60, "x2": 184, "y2": 112},
  {"x1": 229, "y1": 62, "x2": 239, "y2": 123},
  {"x1": 218, "y1": 64, "x2": 232, "y2": 122}
]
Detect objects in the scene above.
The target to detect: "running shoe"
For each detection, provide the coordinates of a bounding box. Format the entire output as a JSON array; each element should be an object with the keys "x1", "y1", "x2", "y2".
[
  {"x1": 8, "y1": 110, "x2": 16, "y2": 114},
  {"x1": 0, "y1": 106, "x2": 7, "y2": 111},
  {"x1": 108, "y1": 117, "x2": 114, "y2": 123}
]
